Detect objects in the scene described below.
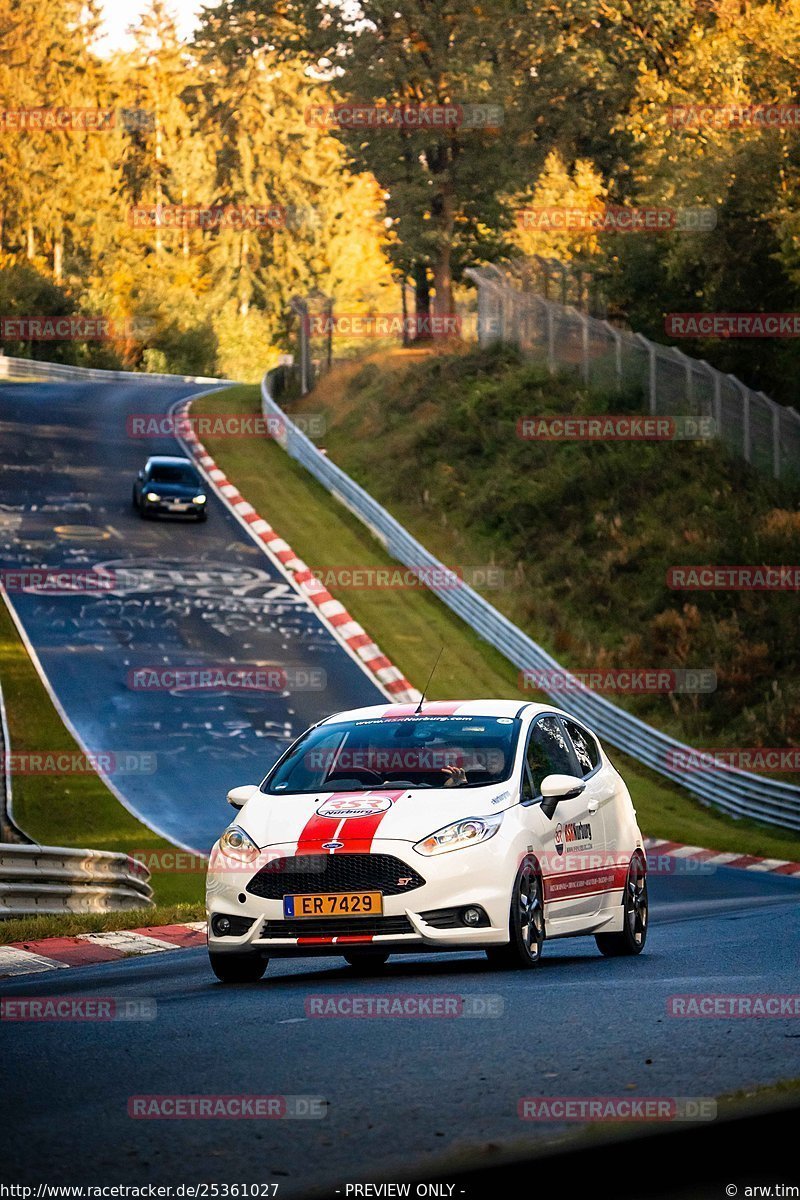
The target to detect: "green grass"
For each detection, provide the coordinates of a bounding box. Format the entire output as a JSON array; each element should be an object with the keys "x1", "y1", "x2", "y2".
[
  {"x1": 292, "y1": 346, "x2": 800, "y2": 756},
  {"x1": 0, "y1": 903, "x2": 206, "y2": 945},
  {"x1": 191, "y1": 383, "x2": 800, "y2": 863},
  {"x1": 0, "y1": 596, "x2": 204, "y2": 908}
]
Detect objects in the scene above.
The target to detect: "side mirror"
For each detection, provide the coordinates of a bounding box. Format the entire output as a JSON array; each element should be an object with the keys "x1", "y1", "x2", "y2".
[
  {"x1": 227, "y1": 784, "x2": 260, "y2": 810},
  {"x1": 137, "y1": 469, "x2": 144, "y2": 481},
  {"x1": 540, "y1": 773, "x2": 585, "y2": 820}
]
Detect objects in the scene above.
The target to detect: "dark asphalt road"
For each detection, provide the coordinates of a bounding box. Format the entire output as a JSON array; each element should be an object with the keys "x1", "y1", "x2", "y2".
[
  {"x1": 1, "y1": 867, "x2": 798, "y2": 1195},
  {"x1": 0, "y1": 381, "x2": 383, "y2": 850}
]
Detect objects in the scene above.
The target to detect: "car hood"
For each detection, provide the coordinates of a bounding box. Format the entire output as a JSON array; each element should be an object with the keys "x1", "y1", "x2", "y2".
[{"x1": 235, "y1": 784, "x2": 519, "y2": 850}]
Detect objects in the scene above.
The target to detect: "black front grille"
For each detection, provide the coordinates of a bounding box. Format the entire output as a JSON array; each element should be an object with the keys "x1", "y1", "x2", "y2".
[
  {"x1": 259, "y1": 915, "x2": 414, "y2": 938},
  {"x1": 246, "y1": 854, "x2": 426, "y2": 899}
]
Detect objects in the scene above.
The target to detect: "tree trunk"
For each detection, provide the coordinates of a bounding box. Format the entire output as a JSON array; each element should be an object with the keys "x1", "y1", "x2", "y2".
[
  {"x1": 432, "y1": 188, "x2": 455, "y2": 319},
  {"x1": 414, "y1": 262, "x2": 431, "y2": 340},
  {"x1": 53, "y1": 229, "x2": 64, "y2": 283},
  {"x1": 401, "y1": 276, "x2": 409, "y2": 347},
  {"x1": 239, "y1": 232, "x2": 250, "y2": 316},
  {"x1": 26, "y1": 221, "x2": 35, "y2": 260},
  {"x1": 155, "y1": 107, "x2": 163, "y2": 255},
  {"x1": 181, "y1": 185, "x2": 189, "y2": 258}
]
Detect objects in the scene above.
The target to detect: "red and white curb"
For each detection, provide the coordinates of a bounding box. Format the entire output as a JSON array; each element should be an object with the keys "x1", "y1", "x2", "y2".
[
  {"x1": 0, "y1": 922, "x2": 207, "y2": 979},
  {"x1": 644, "y1": 837, "x2": 800, "y2": 877},
  {"x1": 173, "y1": 401, "x2": 419, "y2": 705}
]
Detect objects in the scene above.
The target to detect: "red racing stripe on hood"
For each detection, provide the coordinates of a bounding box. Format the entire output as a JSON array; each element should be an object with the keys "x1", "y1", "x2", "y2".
[{"x1": 295, "y1": 791, "x2": 405, "y2": 855}]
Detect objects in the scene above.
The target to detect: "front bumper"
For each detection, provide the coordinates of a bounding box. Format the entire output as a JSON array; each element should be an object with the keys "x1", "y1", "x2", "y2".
[
  {"x1": 143, "y1": 496, "x2": 203, "y2": 515},
  {"x1": 206, "y1": 838, "x2": 514, "y2": 955}
]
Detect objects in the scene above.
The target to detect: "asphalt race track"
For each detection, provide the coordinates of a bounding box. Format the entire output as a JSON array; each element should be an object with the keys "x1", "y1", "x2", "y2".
[
  {"x1": 1, "y1": 866, "x2": 799, "y2": 1195},
  {"x1": 0, "y1": 381, "x2": 383, "y2": 850}
]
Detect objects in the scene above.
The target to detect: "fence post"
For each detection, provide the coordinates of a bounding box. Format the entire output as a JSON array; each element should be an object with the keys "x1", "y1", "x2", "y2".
[
  {"x1": 643, "y1": 337, "x2": 657, "y2": 415},
  {"x1": 743, "y1": 389, "x2": 751, "y2": 462},
  {"x1": 713, "y1": 368, "x2": 722, "y2": 434},
  {"x1": 580, "y1": 311, "x2": 590, "y2": 386},
  {"x1": 612, "y1": 326, "x2": 622, "y2": 389},
  {"x1": 770, "y1": 397, "x2": 781, "y2": 479},
  {"x1": 289, "y1": 297, "x2": 310, "y2": 396}
]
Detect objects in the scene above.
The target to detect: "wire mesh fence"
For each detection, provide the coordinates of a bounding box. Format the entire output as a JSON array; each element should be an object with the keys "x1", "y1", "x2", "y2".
[{"x1": 465, "y1": 262, "x2": 800, "y2": 483}]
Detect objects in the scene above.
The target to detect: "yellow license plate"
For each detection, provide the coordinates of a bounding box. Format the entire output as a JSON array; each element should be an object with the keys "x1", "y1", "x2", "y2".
[{"x1": 283, "y1": 891, "x2": 383, "y2": 918}]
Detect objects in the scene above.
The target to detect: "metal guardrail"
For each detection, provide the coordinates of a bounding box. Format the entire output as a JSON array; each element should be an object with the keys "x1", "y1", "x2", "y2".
[
  {"x1": 0, "y1": 844, "x2": 153, "y2": 916},
  {"x1": 0, "y1": 353, "x2": 229, "y2": 386},
  {"x1": 261, "y1": 369, "x2": 800, "y2": 831},
  {"x1": 464, "y1": 262, "x2": 800, "y2": 483}
]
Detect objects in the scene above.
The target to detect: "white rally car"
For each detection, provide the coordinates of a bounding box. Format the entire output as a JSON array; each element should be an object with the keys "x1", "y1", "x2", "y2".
[{"x1": 206, "y1": 700, "x2": 648, "y2": 982}]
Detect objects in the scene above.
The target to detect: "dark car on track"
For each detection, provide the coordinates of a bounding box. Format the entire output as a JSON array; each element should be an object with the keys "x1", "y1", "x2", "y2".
[{"x1": 132, "y1": 455, "x2": 208, "y2": 521}]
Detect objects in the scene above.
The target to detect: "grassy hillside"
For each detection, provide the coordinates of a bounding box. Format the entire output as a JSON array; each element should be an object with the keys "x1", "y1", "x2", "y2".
[{"x1": 290, "y1": 346, "x2": 799, "y2": 760}]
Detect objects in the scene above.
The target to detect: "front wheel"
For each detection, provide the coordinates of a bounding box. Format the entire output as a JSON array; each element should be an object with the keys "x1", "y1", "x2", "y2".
[
  {"x1": 486, "y1": 859, "x2": 544, "y2": 970},
  {"x1": 342, "y1": 951, "x2": 390, "y2": 975},
  {"x1": 595, "y1": 854, "x2": 648, "y2": 957},
  {"x1": 209, "y1": 950, "x2": 268, "y2": 983}
]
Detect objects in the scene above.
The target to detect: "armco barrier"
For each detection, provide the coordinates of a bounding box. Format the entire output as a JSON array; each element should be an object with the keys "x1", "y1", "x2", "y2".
[
  {"x1": 0, "y1": 844, "x2": 153, "y2": 916},
  {"x1": 261, "y1": 369, "x2": 800, "y2": 832},
  {"x1": 0, "y1": 353, "x2": 230, "y2": 387}
]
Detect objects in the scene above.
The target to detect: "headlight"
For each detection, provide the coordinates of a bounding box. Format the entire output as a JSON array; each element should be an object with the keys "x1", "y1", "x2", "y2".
[
  {"x1": 192, "y1": 494, "x2": 207, "y2": 504},
  {"x1": 413, "y1": 814, "x2": 503, "y2": 856},
  {"x1": 219, "y1": 825, "x2": 259, "y2": 862},
  {"x1": 145, "y1": 491, "x2": 160, "y2": 502}
]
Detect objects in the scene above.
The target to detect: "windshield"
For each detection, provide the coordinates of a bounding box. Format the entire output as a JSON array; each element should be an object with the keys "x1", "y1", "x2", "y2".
[
  {"x1": 264, "y1": 715, "x2": 521, "y2": 794},
  {"x1": 148, "y1": 464, "x2": 198, "y2": 485}
]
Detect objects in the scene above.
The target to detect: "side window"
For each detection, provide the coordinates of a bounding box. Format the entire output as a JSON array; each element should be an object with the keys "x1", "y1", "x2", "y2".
[
  {"x1": 523, "y1": 715, "x2": 577, "y2": 799},
  {"x1": 563, "y1": 719, "x2": 600, "y2": 777}
]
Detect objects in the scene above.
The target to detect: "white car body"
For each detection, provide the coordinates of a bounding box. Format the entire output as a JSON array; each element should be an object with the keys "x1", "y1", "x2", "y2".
[{"x1": 206, "y1": 700, "x2": 647, "y2": 968}]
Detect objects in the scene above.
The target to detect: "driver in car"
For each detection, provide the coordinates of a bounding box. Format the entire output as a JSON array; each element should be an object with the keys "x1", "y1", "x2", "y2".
[{"x1": 442, "y1": 763, "x2": 468, "y2": 786}]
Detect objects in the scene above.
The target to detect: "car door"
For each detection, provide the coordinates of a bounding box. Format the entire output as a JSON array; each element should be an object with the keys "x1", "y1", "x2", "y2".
[
  {"x1": 520, "y1": 713, "x2": 606, "y2": 920},
  {"x1": 561, "y1": 717, "x2": 629, "y2": 914}
]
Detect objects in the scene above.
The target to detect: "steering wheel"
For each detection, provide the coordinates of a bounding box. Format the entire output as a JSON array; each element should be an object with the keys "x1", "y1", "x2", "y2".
[{"x1": 326, "y1": 767, "x2": 383, "y2": 784}]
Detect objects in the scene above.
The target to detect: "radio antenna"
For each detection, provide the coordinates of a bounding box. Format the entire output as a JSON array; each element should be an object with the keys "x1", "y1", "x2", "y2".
[{"x1": 414, "y1": 646, "x2": 444, "y2": 714}]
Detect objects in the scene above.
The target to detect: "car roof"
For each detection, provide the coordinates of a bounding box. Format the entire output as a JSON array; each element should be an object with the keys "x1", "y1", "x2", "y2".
[
  {"x1": 145, "y1": 455, "x2": 194, "y2": 467},
  {"x1": 319, "y1": 699, "x2": 553, "y2": 724}
]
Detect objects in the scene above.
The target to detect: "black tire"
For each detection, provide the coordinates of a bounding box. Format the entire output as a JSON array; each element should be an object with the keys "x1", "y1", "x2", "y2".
[
  {"x1": 342, "y1": 950, "x2": 390, "y2": 974},
  {"x1": 196, "y1": 510, "x2": 208, "y2": 522},
  {"x1": 595, "y1": 853, "x2": 648, "y2": 957},
  {"x1": 209, "y1": 950, "x2": 268, "y2": 983},
  {"x1": 486, "y1": 859, "x2": 545, "y2": 969},
  {"x1": 131, "y1": 487, "x2": 140, "y2": 511}
]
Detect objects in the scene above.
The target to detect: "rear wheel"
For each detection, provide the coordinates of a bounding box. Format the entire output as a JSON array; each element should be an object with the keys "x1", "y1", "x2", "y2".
[
  {"x1": 486, "y1": 859, "x2": 544, "y2": 969},
  {"x1": 209, "y1": 950, "x2": 268, "y2": 983},
  {"x1": 342, "y1": 950, "x2": 390, "y2": 975},
  {"x1": 595, "y1": 854, "x2": 648, "y2": 957}
]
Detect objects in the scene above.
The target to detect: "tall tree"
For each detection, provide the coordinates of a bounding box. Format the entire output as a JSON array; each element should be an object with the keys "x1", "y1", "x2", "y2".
[{"x1": 195, "y1": 0, "x2": 531, "y2": 316}]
